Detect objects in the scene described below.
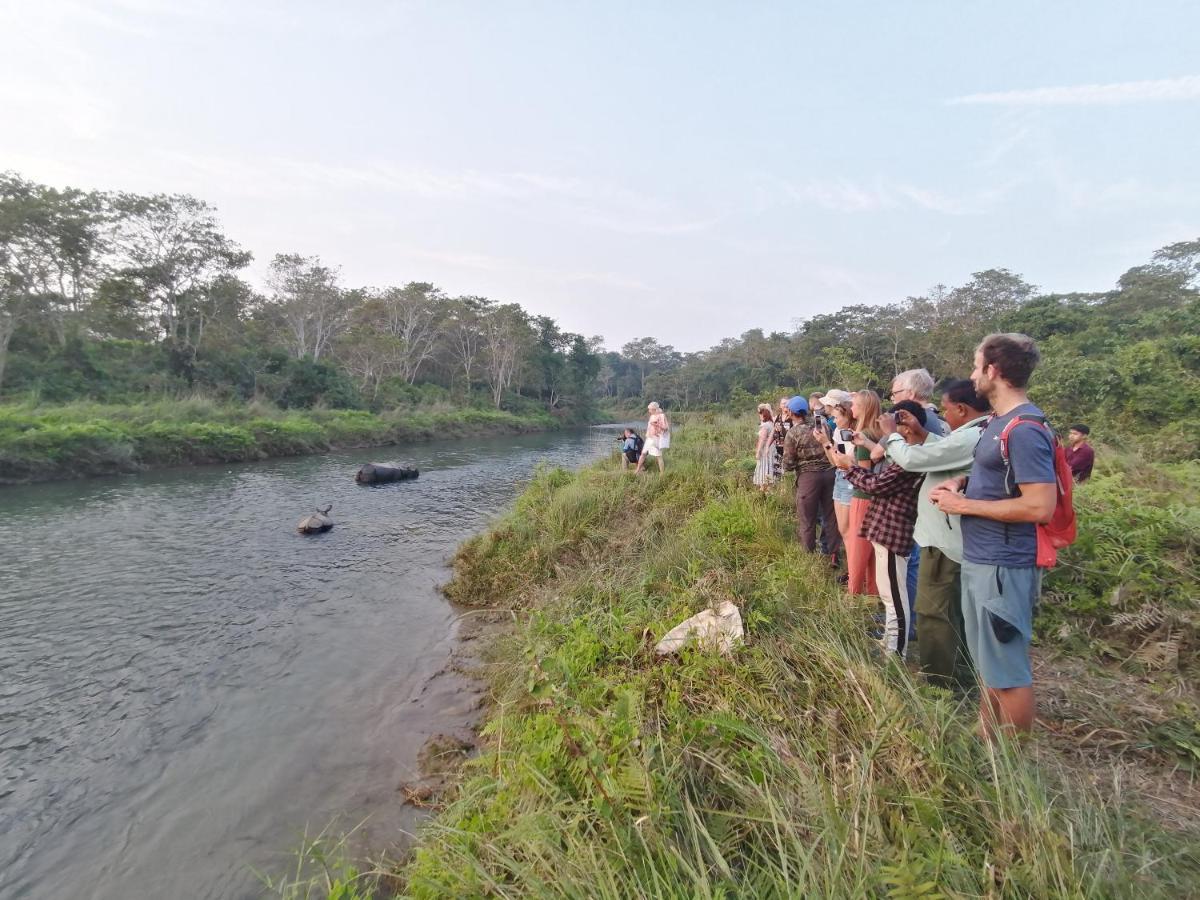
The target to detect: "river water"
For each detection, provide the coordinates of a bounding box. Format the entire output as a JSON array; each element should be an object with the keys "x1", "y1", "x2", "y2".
[{"x1": 0, "y1": 426, "x2": 623, "y2": 899}]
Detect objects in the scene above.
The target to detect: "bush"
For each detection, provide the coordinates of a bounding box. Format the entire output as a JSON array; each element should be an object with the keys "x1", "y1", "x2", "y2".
[{"x1": 1042, "y1": 458, "x2": 1200, "y2": 669}]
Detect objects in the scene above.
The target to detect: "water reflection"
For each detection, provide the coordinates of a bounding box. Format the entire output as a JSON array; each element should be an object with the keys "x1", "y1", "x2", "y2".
[{"x1": 0, "y1": 426, "x2": 623, "y2": 899}]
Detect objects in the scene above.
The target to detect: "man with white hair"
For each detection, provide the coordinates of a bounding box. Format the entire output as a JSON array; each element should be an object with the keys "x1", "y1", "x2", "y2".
[
  {"x1": 887, "y1": 368, "x2": 949, "y2": 638},
  {"x1": 890, "y1": 369, "x2": 949, "y2": 437}
]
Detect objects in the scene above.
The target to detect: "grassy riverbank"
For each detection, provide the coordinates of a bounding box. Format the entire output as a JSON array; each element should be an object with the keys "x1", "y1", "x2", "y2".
[
  {"x1": 338, "y1": 415, "x2": 1194, "y2": 898},
  {"x1": 0, "y1": 399, "x2": 561, "y2": 484}
]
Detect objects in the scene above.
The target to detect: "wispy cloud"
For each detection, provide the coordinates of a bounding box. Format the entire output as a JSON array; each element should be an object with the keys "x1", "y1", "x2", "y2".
[
  {"x1": 406, "y1": 248, "x2": 652, "y2": 293},
  {"x1": 165, "y1": 152, "x2": 717, "y2": 237},
  {"x1": 949, "y1": 75, "x2": 1200, "y2": 107},
  {"x1": 777, "y1": 177, "x2": 1009, "y2": 216}
]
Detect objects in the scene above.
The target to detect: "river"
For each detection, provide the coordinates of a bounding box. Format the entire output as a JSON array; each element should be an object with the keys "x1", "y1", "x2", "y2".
[{"x1": 0, "y1": 426, "x2": 624, "y2": 899}]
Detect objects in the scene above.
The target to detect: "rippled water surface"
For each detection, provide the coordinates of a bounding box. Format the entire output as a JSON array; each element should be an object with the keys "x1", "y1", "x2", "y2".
[{"x1": 0, "y1": 427, "x2": 622, "y2": 899}]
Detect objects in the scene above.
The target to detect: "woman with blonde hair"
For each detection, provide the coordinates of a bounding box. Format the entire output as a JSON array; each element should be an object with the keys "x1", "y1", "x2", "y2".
[
  {"x1": 844, "y1": 390, "x2": 882, "y2": 596},
  {"x1": 635, "y1": 401, "x2": 670, "y2": 474},
  {"x1": 752, "y1": 403, "x2": 776, "y2": 492}
]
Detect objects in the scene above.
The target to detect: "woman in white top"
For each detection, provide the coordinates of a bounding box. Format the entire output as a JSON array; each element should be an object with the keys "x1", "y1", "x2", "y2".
[
  {"x1": 752, "y1": 403, "x2": 776, "y2": 491},
  {"x1": 635, "y1": 401, "x2": 670, "y2": 474}
]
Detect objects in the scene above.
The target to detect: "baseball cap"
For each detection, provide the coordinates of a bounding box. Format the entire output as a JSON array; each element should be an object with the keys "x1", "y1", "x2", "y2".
[{"x1": 786, "y1": 396, "x2": 809, "y2": 415}]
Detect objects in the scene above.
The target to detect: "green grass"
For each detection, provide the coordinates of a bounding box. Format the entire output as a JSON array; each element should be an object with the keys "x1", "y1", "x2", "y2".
[
  {"x1": 341, "y1": 415, "x2": 1199, "y2": 899},
  {"x1": 0, "y1": 398, "x2": 561, "y2": 483}
]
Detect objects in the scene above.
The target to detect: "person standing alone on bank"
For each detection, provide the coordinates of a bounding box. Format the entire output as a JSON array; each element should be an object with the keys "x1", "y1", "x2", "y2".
[
  {"x1": 636, "y1": 402, "x2": 670, "y2": 474},
  {"x1": 932, "y1": 334, "x2": 1057, "y2": 739}
]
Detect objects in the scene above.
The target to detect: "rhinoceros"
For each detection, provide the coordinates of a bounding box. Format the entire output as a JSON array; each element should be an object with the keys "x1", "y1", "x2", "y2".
[
  {"x1": 355, "y1": 463, "x2": 419, "y2": 484},
  {"x1": 297, "y1": 504, "x2": 334, "y2": 534}
]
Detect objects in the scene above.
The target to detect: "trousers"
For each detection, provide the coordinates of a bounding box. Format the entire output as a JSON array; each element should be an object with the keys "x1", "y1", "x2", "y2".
[
  {"x1": 846, "y1": 496, "x2": 878, "y2": 596},
  {"x1": 874, "y1": 543, "x2": 910, "y2": 657},
  {"x1": 915, "y1": 546, "x2": 973, "y2": 691},
  {"x1": 794, "y1": 469, "x2": 840, "y2": 556}
]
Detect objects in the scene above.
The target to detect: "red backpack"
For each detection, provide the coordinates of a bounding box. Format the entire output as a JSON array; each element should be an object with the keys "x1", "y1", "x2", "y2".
[{"x1": 998, "y1": 415, "x2": 1077, "y2": 568}]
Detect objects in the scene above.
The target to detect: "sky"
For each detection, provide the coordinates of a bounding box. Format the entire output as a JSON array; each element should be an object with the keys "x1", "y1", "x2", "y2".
[{"x1": 2, "y1": 0, "x2": 1198, "y2": 352}]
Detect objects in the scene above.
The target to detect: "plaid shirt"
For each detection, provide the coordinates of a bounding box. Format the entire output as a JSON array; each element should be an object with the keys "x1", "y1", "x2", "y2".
[
  {"x1": 782, "y1": 422, "x2": 831, "y2": 473},
  {"x1": 843, "y1": 462, "x2": 925, "y2": 555}
]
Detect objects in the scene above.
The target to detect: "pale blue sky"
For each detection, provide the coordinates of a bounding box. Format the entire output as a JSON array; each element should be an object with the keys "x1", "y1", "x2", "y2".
[{"x1": 3, "y1": 1, "x2": 1198, "y2": 350}]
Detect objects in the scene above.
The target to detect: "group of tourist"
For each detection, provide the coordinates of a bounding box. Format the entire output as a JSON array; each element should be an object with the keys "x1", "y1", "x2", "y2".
[
  {"x1": 615, "y1": 332, "x2": 1092, "y2": 738},
  {"x1": 752, "y1": 333, "x2": 1091, "y2": 738}
]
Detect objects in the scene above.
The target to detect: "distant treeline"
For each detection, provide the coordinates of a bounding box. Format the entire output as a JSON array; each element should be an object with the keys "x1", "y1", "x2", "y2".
[
  {"x1": 3, "y1": 172, "x2": 1197, "y2": 449},
  {"x1": 0, "y1": 173, "x2": 603, "y2": 417},
  {"x1": 627, "y1": 244, "x2": 1200, "y2": 458}
]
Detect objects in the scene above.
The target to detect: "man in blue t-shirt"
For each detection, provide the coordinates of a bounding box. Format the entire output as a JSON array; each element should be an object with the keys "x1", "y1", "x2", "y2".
[{"x1": 930, "y1": 333, "x2": 1056, "y2": 739}]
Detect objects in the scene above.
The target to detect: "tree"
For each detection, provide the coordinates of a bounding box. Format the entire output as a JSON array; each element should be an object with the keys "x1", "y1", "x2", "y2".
[
  {"x1": 109, "y1": 193, "x2": 250, "y2": 359},
  {"x1": 379, "y1": 282, "x2": 446, "y2": 384},
  {"x1": 264, "y1": 253, "x2": 348, "y2": 361},
  {"x1": 0, "y1": 174, "x2": 112, "y2": 389},
  {"x1": 0, "y1": 173, "x2": 108, "y2": 349},
  {"x1": 444, "y1": 296, "x2": 490, "y2": 395},
  {"x1": 620, "y1": 336, "x2": 677, "y2": 396},
  {"x1": 481, "y1": 303, "x2": 532, "y2": 408}
]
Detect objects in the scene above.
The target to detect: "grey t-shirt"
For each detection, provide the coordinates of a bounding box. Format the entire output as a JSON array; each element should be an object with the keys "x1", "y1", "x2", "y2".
[{"x1": 961, "y1": 402, "x2": 1056, "y2": 567}]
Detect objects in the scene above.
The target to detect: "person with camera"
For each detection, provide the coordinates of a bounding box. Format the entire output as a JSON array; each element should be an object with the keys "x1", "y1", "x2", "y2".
[
  {"x1": 877, "y1": 379, "x2": 990, "y2": 691},
  {"x1": 771, "y1": 397, "x2": 792, "y2": 481},
  {"x1": 829, "y1": 399, "x2": 927, "y2": 658},
  {"x1": 816, "y1": 390, "x2": 856, "y2": 569},
  {"x1": 837, "y1": 390, "x2": 883, "y2": 596},
  {"x1": 618, "y1": 428, "x2": 644, "y2": 470},
  {"x1": 781, "y1": 396, "x2": 841, "y2": 561}
]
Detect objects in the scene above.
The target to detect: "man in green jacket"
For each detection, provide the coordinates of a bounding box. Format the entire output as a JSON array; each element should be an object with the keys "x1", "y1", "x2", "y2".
[{"x1": 877, "y1": 379, "x2": 990, "y2": 690}]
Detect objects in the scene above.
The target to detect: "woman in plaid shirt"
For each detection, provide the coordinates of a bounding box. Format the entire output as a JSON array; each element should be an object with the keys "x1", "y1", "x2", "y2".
[{"x1": 829, "y1": 400, "x2": 927, "y2": 658}]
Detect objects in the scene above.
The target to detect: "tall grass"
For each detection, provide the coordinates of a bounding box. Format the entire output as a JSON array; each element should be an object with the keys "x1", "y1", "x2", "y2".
[
  {"x1": 0, "y1": 400, "x2": 561, "y2": 483},
  {"x1": 395, "y1": 415, "x2": 1197, "y2": 898}
]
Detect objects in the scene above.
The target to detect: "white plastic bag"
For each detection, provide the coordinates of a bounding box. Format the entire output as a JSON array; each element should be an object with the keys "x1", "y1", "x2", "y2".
[{"x1": 654, "y1": 600, "x2": 743, "y2": 656}]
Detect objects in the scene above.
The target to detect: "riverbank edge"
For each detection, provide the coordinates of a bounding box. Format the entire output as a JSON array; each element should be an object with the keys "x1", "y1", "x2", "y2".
[
  {"x1": 379, "y1": 416, "x2": 1197, "y2": 898},
  {"x1": 0, "y1": 405, "x2": 591, "y2": 485}
]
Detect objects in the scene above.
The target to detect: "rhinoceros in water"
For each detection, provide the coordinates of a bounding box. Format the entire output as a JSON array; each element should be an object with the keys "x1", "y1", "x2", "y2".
[
  {"x1": 355, "y1": 463, "x2": 419, "y2": 484},
  {"x1": 297, "y1": 504, "x2": 334, "y2": 534}
]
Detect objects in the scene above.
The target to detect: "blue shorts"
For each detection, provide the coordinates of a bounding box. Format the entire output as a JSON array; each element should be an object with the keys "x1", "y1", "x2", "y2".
[
  {"x1": 960, "y1": 561, "x2": 1041, "y2": 689},
  {"x1": 832, "y1": 470, "x2": 853, "y2": 506}
]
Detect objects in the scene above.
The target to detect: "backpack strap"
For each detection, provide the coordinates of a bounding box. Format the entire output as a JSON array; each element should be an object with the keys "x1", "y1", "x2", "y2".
[{"x1": 998, "y1": 414, "x2": 1050, "y2": 496}]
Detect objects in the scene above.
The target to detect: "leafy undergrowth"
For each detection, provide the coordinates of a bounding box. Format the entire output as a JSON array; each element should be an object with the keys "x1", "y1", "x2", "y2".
[
  {"x1": 1041, "y1": 454, "x2": 1200, "y2": 676},
  {"x1": 0, "y1": 399, "x2": 558, "y2": 483},
  {"x1": 388, "y1": 417, "x2": 1198, "y2": 898}
]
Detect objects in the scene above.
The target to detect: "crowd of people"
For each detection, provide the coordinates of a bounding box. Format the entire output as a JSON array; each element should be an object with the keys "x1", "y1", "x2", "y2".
[
  {"x1": 753, "y1": 332, "x2": 1090, "y2": 738},
  {"x1": 617, "y1": 332, "x2": 1089, "y2": 738}
]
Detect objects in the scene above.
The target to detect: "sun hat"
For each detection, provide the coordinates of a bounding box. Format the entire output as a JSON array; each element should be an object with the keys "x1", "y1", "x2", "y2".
[{"x1": 818, "y1": 388, "x2": 853, "y2": 408}]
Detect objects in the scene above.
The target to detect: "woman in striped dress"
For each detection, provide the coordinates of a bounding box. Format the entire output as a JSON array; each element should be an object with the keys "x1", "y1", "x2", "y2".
[{"x1": 753, "y1": 403, "x2": 776, "y2": 491}]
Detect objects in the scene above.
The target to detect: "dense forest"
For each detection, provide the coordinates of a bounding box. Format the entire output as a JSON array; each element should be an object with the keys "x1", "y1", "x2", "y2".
[
  {"x1": 631, "y1": 247, "x2": 1200, "y2": 460},
  {"x1": 3, "y1": 171, "x2": 1198, "y2": 461},
  {"x1": 0, "y1": 172, "x2": 605, "y2": 418}
]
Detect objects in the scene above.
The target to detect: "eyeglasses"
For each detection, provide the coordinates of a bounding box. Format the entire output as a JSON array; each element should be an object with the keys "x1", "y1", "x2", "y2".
[{"x1": 889, "y1": 389, "x2": 906, "y2": 398}]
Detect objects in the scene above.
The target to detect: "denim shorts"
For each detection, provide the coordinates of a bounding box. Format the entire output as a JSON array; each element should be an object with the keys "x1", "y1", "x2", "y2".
[
  {"x1": 832, "y1": 469, "x2": 853, "y2": 506},
  {"x1": 960, "y1": 561, "x2": 1042, "y2": 689}
]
